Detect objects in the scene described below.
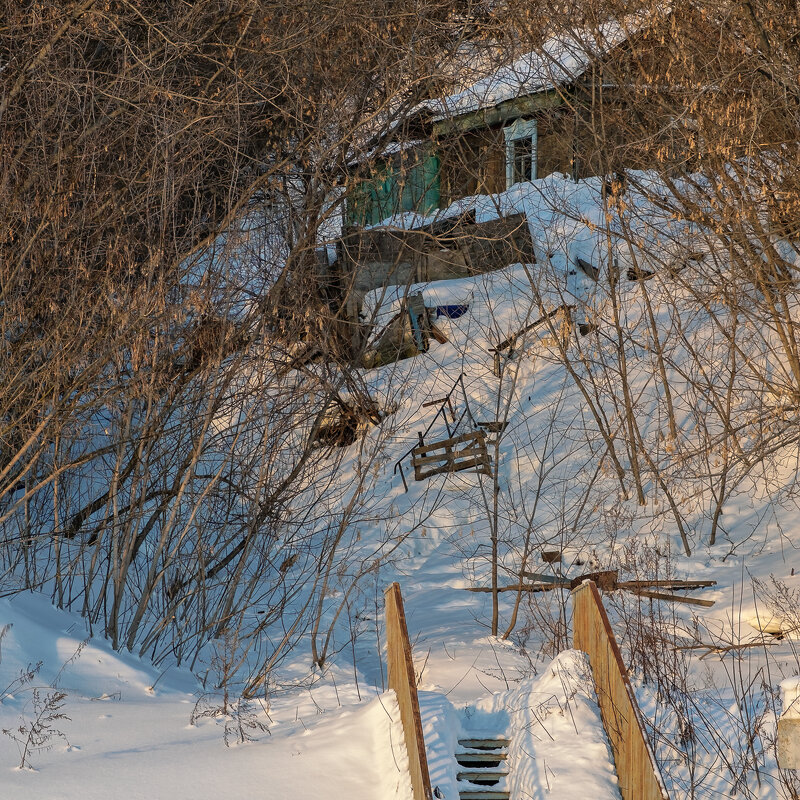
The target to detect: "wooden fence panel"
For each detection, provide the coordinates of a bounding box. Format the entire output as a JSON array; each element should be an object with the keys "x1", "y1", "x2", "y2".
[
  {"x1": 385, "y1": 583, "x2": 433, "y2": 800},
  {"x1": 572, "y1": 580, "x2": 669, "y2": 800}
]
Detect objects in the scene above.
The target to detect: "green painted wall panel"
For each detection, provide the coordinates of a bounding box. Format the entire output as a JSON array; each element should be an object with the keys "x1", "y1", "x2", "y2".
[{"x1": 346, "y1": 151, "x2": 440, "y2": 227}]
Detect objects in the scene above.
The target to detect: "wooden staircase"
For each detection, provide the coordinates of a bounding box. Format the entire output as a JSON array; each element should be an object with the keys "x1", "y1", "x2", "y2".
[{"x1": 455, "y1": 737, "x2": 510, "y2": 800}]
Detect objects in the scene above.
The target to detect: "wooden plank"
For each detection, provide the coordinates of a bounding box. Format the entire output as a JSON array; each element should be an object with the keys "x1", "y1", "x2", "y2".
[
  {"x1": 628, "y1": 588, "x2": 715, "y2": 607},
  {"x1": 385, "y1": 583, "x2": 433, "y2": 800},
  {"x1": 421, "y1": 396, "x2": 449, "y2": 409},
  {"x1": 466, "y1": 583, "x2": 570, "y2": 593},
  {"x1": 572, "y1": 581, "x2": 669, "y2": 800},
  {"x1": 412, "y1": 445, "x2": 490, "y2": 467},
  {"x1": 569, "y1": 569, "x2": 618, "y2": 590},
  {"x1": 414, "y1": 458, "x2": 490, "y2": 476},
  {"x1": 414, "y1": 453, "x2": 491, "y2": 468},
  {"x1": 432, "y1": 88, "x2": 564, "y2": 135},
  {"x1": 412, "y1": 444, "x2": 488, "y2": 464},
  {"x1": 520, "y1": 571, "x2": 562, "y2": 584},
  {"x1": 415, "y1": 456, "x2": 491, "y2": 481},
  {"x1": 476, "y1": 420, "x2": 507, "y2": 433},
  {"x1": 458, "y1": 738, "x2": 510, "y2": 749},
  {"x1": 455, "y1": 752, "x2": 508, "y2": 762},
  {"x1": 429, "y1": 323, "x2": 449, "y2": 344},
  {"x1": 456, "y1": 770, "x2": 508, "y2": 781},
  {"x1": 412, "y1": 430, "x2": 485, "y2": 455}
]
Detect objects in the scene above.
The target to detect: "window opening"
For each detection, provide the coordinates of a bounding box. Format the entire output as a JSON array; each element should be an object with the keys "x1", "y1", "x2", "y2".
[{"x1": 504, "y1": 118, "x2": 537, "y2": 188}]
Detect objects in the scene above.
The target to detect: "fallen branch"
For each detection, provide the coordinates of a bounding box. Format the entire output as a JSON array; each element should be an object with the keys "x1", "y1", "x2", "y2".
[{"x1": 676, "y1": 640, "x2": 779, "y2": 659}]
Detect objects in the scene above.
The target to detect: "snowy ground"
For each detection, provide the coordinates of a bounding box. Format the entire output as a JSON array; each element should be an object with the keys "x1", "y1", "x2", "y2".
[
  {"x1": 0, "y1": 580, "x2": 622, "y2": 800},
  {"x1": 4, "y1": 536, "x2": 799, "y2": 799}
]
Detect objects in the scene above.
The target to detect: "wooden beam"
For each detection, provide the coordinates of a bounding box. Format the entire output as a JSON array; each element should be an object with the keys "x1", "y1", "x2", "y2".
[
  {"x1": 628, "y1": 588, "x2": 715, "y2": 607},
  {"x1": 466, "y1": 583, "x2": 570, "y2": 593},
  {"x1": 572, "y1": 581, "x2": 669, "y2": 800},
  {"x1": 520, "y1": 571, "x2": 562, "y2": 584},
  {"x1": 412, "y1": 430, "x2": 485, "y2": 456},
  {"x1": 432, "y1": 90, "x2": 564, "y2": 136},
  {"x1": 415, "y1": 457, "x2": 491, "y2": 481},
  {"x1": 429, "y1": 323, "x2": 449, "y2": 344},
  {"x1": 421, "y1": 396, "x2": 449, "y2": 408},
  {"x1": 412, "y1": 445, "x2": 490, "y2": 467},
  {"x1": 616, "y1": 579, "x2": 716, "y2": 590}
]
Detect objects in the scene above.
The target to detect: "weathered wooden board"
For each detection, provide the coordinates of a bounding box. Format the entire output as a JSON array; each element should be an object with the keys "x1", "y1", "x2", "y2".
[
  {"x1": 415, "y1": 458, "x2": 492, "y2": 480},
  {"x1": 412, "y1": 445, "x2": 489, "y2": 467},
  {"x1": 467, "y1": 584, "x2": 570, "y2": 593},
  {"x1": 385, "y1": 583, "x2": 433, "y2": 800},
  {"x1": 572, "y1": 581, "x2": 669, "y2": 800},
  {"x1": 520, "y1": 571, "x2": 562, "y2": 584},
  {"x1": 616, "y1": 579, "x2": 716, "y2": 590}
]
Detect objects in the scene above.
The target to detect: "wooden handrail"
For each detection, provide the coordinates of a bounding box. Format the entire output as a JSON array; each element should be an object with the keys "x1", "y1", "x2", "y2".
[
  {"x1": 572, "y1": 580, "x2": 669, "y2": 800},
  {"x1": 385, "y1": 583, "x2": 433, "y2": 800}
]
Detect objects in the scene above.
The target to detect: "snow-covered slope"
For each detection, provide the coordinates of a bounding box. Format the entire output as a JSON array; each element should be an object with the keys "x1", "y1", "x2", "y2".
[{"x1": 4, "y1": 170, "x2": 800, "y2": 799}]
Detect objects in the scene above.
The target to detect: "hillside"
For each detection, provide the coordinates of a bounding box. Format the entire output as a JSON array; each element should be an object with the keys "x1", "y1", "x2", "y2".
[{"x1": 3, "y1": 170, "x2": 800, "y2": 799}]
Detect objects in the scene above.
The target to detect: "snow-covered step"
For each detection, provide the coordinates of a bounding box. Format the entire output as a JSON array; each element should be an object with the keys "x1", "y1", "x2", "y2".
[
  {"x1": 456, "y1": 769, "x2": 508, "y2": 784},
  {"x1": 456, "y1": 737, "x2": 510, "y2": 800},
  {"x1": 457, "y1": 737, "x2": 510, "y2": 750},
  {"x1": 454, "y1": 751, "x2": 507, "y2": 767}
]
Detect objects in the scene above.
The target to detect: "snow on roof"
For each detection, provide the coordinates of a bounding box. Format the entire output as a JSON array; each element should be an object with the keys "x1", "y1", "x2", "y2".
[{"x1": 425, "y1": 15, "x2": 645, "y2": 121}]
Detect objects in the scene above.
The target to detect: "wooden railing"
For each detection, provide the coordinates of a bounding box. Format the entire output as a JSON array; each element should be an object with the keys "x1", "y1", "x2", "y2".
[
  {"x1": 385, "y1": 583, "x2": 433, "y2": 800},
  {"x1": 572, "y1": 580, "x2": 669, "y2": 800}
]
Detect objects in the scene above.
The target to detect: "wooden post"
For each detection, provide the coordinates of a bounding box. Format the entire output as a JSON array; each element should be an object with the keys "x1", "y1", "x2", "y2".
[
  {"x1": 572, "y1": 580, "x2": 669, "y2": 800},
  {"x1": 385, "y1": 583, "x2": 433, "y2": 800}
]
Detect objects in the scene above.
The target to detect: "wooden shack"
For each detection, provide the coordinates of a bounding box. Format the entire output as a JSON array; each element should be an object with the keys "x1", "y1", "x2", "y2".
[{"x1": 344, "y1": 13, "x2": 698, "y2": 227}]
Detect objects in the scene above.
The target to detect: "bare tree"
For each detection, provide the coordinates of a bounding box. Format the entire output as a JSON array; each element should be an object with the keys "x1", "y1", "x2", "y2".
[{"x1": 0, "y1": 0, "x2": 500, "y2": 689}]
